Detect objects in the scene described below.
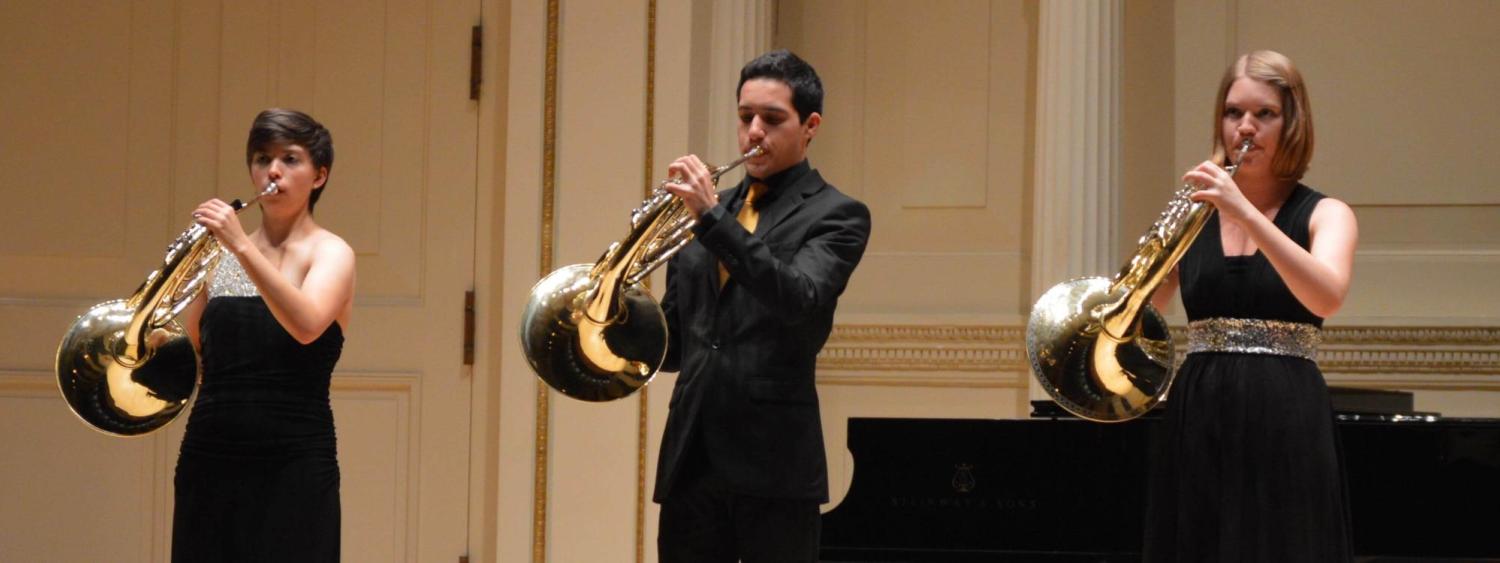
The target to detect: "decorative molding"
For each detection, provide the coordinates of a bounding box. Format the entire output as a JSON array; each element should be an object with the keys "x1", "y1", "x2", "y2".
[
  {"x1": 816, "y1": 324, "x2": 1500, "y2": 388},
  {"x1": 0, "y1": 296, "x2": 108, "y2": 308},
  {"x1": 534, "y1": 1, "x2": 560, "y2": 561},
  {"x1": 817, "y1": 374, "x2": 1028, "y2": 389},
  {"x1": 330, "y1": 371, "x2": 423, "y2": 392},
  {"x1": 1319, "y1": 326, "x2": 1500, "y2": 346},
  {"x1": 1357, "y1": 249, "x2": 1500, "y2": 259},
  {"x1": 2, "y1": 370, "x2": 420, "y2": 394},
  {"x1": 1320, "y1": 350, "x2": 1500, "y2": 376},
  {"x1": 1304, "y1": 328, "x2": 1496, "y2": 374},
  {"x1": 0, "y1": 291, "x2": 434, "y2": 310},
  {"x1": 828, "y1": 324, "x2": 1022, "y2": 343},
  {"x1": 0, "y1": 371, "x2": 56, "y2": 394},
  {"x1": 636, "y1": 388, "x2": 650, "y2": 563},
  {"x1": 819, "y1": 324, "x2": 1027, "y2": 373},
  {"x1": 1169, "y1": 326, "x2": 1500, "y2": 376},
  {"x1": 1320, "y1": 375, "x2": 1500, "y2": 391}
]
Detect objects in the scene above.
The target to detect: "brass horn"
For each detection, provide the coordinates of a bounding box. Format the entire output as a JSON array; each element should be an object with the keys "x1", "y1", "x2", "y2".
[
  {"x1": 56, "y1": 183, "x2": 277, "y2": 436},
  {"x1": 1026, "y1": 139, "x2": 1252, "y2": 421},
  {"x1": 520, "y1": 146, "x2": 764, "y2": 401}
]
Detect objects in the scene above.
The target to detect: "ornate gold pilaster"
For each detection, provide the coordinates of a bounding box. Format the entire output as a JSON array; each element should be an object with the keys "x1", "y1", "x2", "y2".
[
  {"x1": 533, "y1": 1, "x2": 559, "y2": 561},
  {"x1": 637, "y1": 2, "x2": 657, "y2": 561}
]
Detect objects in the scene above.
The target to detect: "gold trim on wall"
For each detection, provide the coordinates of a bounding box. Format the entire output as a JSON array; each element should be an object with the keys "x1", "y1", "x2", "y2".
[
  {"x1": 533, "y1": 2, "x2": 659, "y2": 559},
  {"x1": 0, "y1": 371, "x2": 61, "y2": 394},
  {"x1": 816, "y1": 324, "x2": 1500, "y2": 386},
  {"x1": 1172, "y1": 326, "x2": 1500, "y2": 376},
  {"x1": 818, "y1": 325, "x2": 1029, "y2": 375},
  {"x1": 533, "y1": 0, "x2": 559, "y2": 561},
  {"x1": 636, "y1": 1, "x2": 657, "y2": 561},
  {"x1": 1318, "y1": 327, "x2": 1500, "y2": 376}
]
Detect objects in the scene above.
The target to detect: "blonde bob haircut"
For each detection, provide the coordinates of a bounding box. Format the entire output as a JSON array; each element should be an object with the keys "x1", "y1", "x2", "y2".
[{"x1": 1211, "y1": 50, "x2": 1314, "y2": 182}]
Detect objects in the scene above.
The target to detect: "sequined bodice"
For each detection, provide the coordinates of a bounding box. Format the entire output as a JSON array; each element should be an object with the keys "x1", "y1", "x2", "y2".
[{"x1": 209, "y1": 253, "x2": 259, "y2": 298}]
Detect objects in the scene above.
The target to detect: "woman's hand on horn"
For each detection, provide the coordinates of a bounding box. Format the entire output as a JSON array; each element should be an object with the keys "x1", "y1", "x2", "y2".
[
  {"x1": 1185, "y1": 160, "x2": 1255, "y2": 225},
  {"x1": 193, "y1": 199, "x2": 252, "y2": 254}
]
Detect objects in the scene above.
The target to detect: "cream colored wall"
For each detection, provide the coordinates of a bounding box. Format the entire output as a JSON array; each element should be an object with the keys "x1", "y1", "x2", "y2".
[
  {"x1": 1121, "y1": 0, "x2": 1177, "y2": 261},
  {"x1": 782, "y1": 0, "x2": 1038, "y2": 324}
]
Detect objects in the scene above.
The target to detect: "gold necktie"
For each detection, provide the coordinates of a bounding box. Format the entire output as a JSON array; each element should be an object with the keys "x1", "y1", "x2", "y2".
[{"x1": 719, "y1": 182, "x2": 766, "y2": 287}]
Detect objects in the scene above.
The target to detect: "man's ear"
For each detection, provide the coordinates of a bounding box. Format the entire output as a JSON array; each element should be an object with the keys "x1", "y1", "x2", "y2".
[
  {"x1": 803, "y1": 112, "x2": 822, "y2": 145},
  {"x1": 315, "y1": 167, "x2": 330, "y2": 189}
]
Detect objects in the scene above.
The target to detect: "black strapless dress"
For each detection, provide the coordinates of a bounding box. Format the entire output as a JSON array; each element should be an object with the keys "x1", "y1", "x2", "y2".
[
  {"x1": 1144, "y1": 185, "x2": 1353, "y2": 562},
  {"x1": 172, "y1": 254, "x2": 342, "y2": 562}
]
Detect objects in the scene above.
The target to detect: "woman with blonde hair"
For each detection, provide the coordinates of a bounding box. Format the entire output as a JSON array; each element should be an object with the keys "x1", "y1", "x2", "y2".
[{"x1": 1144, "y1": 50, "x2": 1358, "y2": 562}]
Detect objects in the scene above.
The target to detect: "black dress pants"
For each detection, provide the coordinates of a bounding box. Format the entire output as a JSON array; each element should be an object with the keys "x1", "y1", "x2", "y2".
[{"x1": 658, "y1": 455, "x2": 821, "y2": 563}]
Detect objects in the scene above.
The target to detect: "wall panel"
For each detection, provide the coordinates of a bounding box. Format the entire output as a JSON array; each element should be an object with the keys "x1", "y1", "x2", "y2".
[
  {"x1": 784, "y1": 0, "x2": 1034, "y2": 323},
  {"x1": 777, "y1": 0, "x2": 1041, "y2": 517},
  {"x1": 1236, "y1": 0, "x2": 1496, "y2": 207},
  {"x1": 331, "y1": 375, "x2": 417, "y2": 563},
  {"x1": 0, "y1": 373, "x2": 161, "y2": 562}
]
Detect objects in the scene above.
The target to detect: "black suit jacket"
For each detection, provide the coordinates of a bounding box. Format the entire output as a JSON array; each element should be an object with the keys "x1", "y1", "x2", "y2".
[{"x1": 654, "y1": 161, "x2": 871, "y2": 502}]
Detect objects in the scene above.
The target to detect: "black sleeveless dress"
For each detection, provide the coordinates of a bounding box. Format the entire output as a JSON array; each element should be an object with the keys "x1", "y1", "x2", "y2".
[
  {"x1": 1143, "y1": 185, "x2": 1352, "y2": 562},
  {"x1": 173, "y1": 254, "x2": 342, "y2": 562}
]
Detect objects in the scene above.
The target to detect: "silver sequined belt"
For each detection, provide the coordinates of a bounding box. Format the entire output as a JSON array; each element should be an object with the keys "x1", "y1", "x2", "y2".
[{"x1": 1186, "y1": 317, "x2": 1321, "y2": 361}]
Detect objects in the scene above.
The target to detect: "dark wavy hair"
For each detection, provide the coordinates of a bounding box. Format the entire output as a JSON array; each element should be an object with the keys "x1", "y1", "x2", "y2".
[
  {"x1": 245, "y1": 108, "x2": 335, "y2": 212},
  {"x1": 737, "y1": 49, "x2": 824, "y2": 122}
]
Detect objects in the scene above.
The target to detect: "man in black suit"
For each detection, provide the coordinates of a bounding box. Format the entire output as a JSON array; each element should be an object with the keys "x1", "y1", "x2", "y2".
[{"x1": 656, "y1": 49, "x2": 871, "y2": 563}]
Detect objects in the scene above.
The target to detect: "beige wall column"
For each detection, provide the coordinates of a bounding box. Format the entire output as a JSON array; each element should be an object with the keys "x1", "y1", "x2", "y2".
[
  {"x1": 1031, "y1": 0, "x2": 1122, "y2": 397},
  {"x1": 704, "y1": 0, "x2": 773, "y2": 164},
  {"x1": 1032, "y1": 0, "x2": 1123, "y2": 293}
]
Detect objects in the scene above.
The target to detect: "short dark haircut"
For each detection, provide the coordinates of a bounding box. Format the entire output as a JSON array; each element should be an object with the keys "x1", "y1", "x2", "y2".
[
  {"x1": 246, "y1": 108, "x2": 335, "y2": 212},
  {"x1": 737, "y1": 49, "x2": 824, "y2": 122}
]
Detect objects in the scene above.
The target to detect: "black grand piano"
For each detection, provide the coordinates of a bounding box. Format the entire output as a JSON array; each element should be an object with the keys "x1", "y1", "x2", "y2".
[{"x1": 820, "y1": 388, "x2": 1500, "y2": 562}]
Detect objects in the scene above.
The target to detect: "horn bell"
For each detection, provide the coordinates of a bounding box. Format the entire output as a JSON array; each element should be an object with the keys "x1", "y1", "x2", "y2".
[
  {"x1": 520, "y1": 263, "x2": 667, "y2": 402},
  {"x1": 56, "y1": 299, "x2": 198, "y2": 436},
  {"x1": 1026, "y1": 276, "x2": 1174, "y2": 422}
]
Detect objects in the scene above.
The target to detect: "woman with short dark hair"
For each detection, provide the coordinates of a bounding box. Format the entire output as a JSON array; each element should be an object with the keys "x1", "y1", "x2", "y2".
[{"x1": 173, "y1": 108, "x2": 355, "y2": 562}]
